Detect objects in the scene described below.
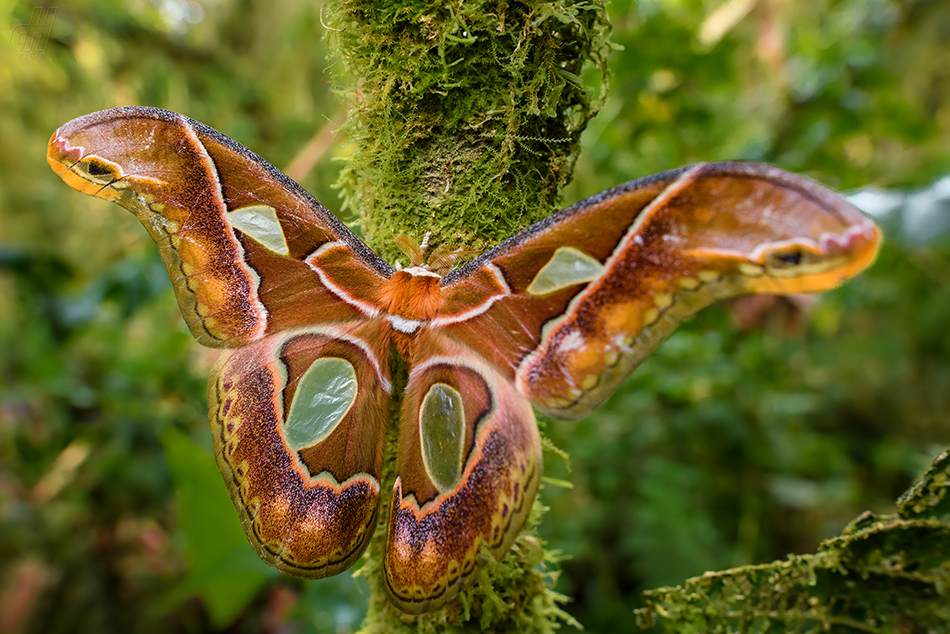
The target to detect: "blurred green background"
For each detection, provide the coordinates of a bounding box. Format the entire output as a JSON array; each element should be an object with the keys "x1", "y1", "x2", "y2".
[{"x1": 1, "y1": 0, "x2": 948, "y2": 632}]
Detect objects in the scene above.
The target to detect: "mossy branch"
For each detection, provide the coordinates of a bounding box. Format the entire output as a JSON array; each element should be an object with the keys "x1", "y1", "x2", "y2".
[
  {"x1": 326, "y1": 0, "x2": 612, "y2": 262},
  {"x1": 323, "y1": 1, "x2": 610, "y2": 631},
  {"x1": 634, "y1": 450, "x2": 950, "y2": 632}
]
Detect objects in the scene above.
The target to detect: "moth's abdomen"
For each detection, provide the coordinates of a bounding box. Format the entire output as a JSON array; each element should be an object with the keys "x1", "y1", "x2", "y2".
[{"x1": 384, "y1": 331, "x2": 541, "y2": 613}]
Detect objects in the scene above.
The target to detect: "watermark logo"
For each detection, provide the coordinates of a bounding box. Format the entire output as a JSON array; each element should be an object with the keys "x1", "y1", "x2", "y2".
[{"x1": 11, "y1": 7, "x2": 57, "y2": 60}]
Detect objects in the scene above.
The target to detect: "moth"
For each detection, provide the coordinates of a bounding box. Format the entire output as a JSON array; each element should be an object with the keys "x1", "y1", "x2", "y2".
[{"x1": 47, "y1": 107, "x2": 881, "y2": 613}]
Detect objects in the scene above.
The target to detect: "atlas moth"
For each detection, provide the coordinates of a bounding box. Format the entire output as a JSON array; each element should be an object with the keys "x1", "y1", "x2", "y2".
[{"x1": 47, "y1": 107, "x2": 881, "y2": 613}]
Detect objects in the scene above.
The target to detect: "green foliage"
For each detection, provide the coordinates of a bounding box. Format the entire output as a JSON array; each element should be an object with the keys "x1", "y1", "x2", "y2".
[
  {"x1": 566, "y1": 0, "x2": 950, "y2": 202},
  {"x1": 158, "y1": 428, "x2": 276, "y2": 627},
  {"x1": 0, "y1": 246, "x2": 208, "y2": 633},
  {"x1": 1, "y1": 0, "x2": 949, "y2": 632}
]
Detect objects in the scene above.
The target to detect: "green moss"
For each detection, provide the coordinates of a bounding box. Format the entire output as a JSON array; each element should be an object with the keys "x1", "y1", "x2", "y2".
[
  {"x1": 326, "y1": 0, "x2": 612, "y2": 261},
  {"x1": 356, "y1": 495, "x2": 579, "y2": 634}
]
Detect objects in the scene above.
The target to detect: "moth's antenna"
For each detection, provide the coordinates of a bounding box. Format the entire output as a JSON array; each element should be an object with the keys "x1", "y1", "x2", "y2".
[{"x1": 393, "y1": 234, "x2": 424, "y2": 267}]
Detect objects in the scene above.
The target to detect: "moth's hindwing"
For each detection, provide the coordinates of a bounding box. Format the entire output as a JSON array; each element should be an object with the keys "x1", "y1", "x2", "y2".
[
  {"x1": 210, "y1": 324, "x2": 392, "y2": 578},
  {"x1": 384, "y1": 331, "x2": 541, "y2": 613}
]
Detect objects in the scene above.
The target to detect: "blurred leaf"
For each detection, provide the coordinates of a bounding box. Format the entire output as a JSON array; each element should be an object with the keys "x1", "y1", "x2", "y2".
[{"x1": 159, "y1": 428, "x2": 276, "y2": 628}]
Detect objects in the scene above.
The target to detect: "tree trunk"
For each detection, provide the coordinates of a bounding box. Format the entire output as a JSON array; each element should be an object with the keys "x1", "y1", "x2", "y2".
[{"x1": 324, "y1": 1, "x2": 611, "y2": 631}]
